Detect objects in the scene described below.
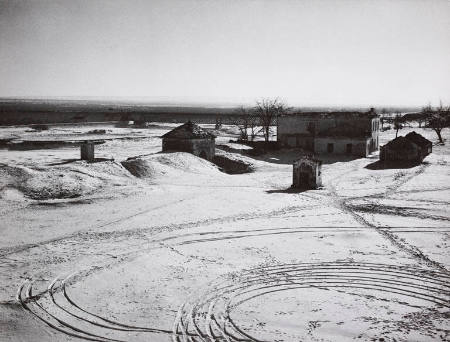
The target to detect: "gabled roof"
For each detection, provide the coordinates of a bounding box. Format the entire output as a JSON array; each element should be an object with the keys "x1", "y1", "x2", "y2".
[
  {"x1": 405, "y1": 131, "x2": 431, "y2": 148},
  {"x1": 161, "y1": 121, "x2": 215, "y2": 139},
  {"x1": 383, "y1": 136, "x2": 418, "y2": 151}
]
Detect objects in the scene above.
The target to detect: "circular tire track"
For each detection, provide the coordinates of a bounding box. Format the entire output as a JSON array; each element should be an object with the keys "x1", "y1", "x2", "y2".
[
  {"x1": 15, "y1": 232, "x2": 450, "y2": 342},
  {"x1": 173, "y1": 262, "x2": 450, "y2": 342}
]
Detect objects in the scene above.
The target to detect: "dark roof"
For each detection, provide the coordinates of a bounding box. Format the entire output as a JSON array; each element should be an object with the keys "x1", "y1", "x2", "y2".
[
  {"x1": 383, "y1": 136, "x2": 418, "y2": 151},
  {"x1": 405, "y1": 131, "x2": 431, "y2": 148},
  {"x1": 161, "y1": 121, "x2": 215, "y2": 139}
]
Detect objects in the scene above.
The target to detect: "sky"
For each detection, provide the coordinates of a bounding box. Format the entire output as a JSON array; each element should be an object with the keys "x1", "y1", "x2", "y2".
[{"x1": 0, "y1": 0, "x2": 449, "y2": 107}]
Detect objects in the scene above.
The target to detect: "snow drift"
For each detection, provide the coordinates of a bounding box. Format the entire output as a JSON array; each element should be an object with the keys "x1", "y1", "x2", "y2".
[
  {"x1": 121, "y1": 152, "x2": 220, "y2": 178},
  {"x1": 0, "y1": 161, "x2": 130, "y2": 200}
]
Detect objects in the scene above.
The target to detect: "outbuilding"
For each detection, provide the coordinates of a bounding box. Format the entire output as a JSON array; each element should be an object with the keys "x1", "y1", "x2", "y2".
[
  {"x1": 161, "y1": 121, "x2": 216, "y2": 160},
  {"x1": 292, "y1": 156, "x2": 322, "y2": 189},
  {"x1": 380, "y1": 132, "x2": 431, "y2": 163}
]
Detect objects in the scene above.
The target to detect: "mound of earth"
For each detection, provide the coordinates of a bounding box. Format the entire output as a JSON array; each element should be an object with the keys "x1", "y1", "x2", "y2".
[
  {"x1": 120, "y1": 158, "x2": 160, "y2": 178},
  {"x1": 213, "y1": 151, "x2": 255, "y2": 174},
  {"x1": 0, "y1": 161, "x2": 130, "y2": 200},
  {"x1": 121, "y1": 152, "x2": 220, "y2": 178}
]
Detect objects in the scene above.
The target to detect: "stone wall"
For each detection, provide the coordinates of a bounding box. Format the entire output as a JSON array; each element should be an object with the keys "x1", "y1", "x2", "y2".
[
  {"x1": 278, "y1": 114, "x2": 376, "y2": 137},
  {"x1": 162, "y1": 138, "x2": 215, "y2": 160},
  {"x1": 380, "y1": 144, "x2": 421, "y2": 162},
  {"x1": 191, "y1": 139, "x2": 215, "y2": 160},
  {"x1": 314, "y1": 137, "x2": 369, "y2": 157},
  {"x1": 278, "y1": 114, "x2": 379, "y2": 156}
]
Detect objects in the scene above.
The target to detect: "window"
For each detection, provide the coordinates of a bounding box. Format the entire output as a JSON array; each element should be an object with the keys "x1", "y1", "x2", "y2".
[
  {"x1": 346, "y1": 143, "x2": 352, "y2": 154},
  {"x1": 327, "y1": 143, "x2": 334, "y2": 153},
  {"x1": 307, "y1": 122, "x2": 315, "y2": 134}
]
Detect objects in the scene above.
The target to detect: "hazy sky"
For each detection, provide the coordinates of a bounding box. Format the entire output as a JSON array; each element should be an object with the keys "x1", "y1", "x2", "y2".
[{"x1": 0, "y1": 0, "x2": 449, "y2": 106}]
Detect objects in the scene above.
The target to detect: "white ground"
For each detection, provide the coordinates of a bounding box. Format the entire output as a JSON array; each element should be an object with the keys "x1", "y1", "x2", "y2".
[{"x1": 0, "y1": 123, "x2": 449, "y2": 342}]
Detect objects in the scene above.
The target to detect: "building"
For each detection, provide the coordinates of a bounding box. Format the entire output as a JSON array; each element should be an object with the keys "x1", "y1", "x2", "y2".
[
  {"x1": 278, "y1": 109, "x2": 380, "y2": 157},
  {"x1": 405, "y1": 131, "x2": 432, "y2": 159},
  {"x1": 292, "y1": 156, "x2": 322, "y2": 189},
  {"x1": 380, "y1": 132, "x2": 431, "y2": 163},
  {"x1": 161, "y1": 121, "x2": 216, "y2": 160}
]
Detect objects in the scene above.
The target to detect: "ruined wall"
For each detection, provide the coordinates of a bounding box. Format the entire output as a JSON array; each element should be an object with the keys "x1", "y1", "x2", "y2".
[
  {"x1": 162, "y1": 138, "x2": 215, "y2": 160},
  {"x1": 279, "y1": 134, "x2": 314, "y2": 150},
  {"x1": 191, "y1": 139, "x2": 215, "y2": 160},
  {"x1": 162, "y1": 139, "x2": 191, "y2": 153},
  {"x1": 314, "y1": 137, "x2": 369, "y2": 157},
  {"x1": 278, "y1": 114, "x2": 379, "y2": 154},
  {"x1": 380, "y1": 145, "x2": 421, "y2": 162},
  {"x1": 278, "y1": 115, "x2": 375, "y2": 136},
  {"x1": 277, "y1": 114, "x2": 380, "y2": 152}
]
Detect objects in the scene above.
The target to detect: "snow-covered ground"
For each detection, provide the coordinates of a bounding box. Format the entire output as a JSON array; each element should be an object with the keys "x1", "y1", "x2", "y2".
[{"x1": 0, "y1": 123, "x2": 448, "y2": 342}]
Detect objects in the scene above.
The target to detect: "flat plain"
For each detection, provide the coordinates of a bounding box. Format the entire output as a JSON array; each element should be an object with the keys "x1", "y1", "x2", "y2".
[{"x1": 0, "y1": 123, "x2": 449, "y2": 342}]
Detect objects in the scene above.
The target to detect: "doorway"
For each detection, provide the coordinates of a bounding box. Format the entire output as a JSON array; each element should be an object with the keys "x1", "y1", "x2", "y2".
[{"x1": 298, "y1": 172, "x2": 310, "y2": 188}]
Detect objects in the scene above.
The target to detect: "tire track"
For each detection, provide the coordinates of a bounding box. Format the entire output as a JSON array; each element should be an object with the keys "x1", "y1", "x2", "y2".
[
  {"x1": 326, "y1": 162, "x2": 448, "y2": 272},
  {"x1": 174, "y1": 262, "x2": 449, "y2": 342}
]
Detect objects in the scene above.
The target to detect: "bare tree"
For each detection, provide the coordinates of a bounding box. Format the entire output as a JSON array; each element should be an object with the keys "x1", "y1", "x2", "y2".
[
  {"x1": 393, "y1": 112, "x2": 403, "y2": 138},
  {"x1": 415, "y1": 114, "x2": 426, "y2": 128},
  {"x1": 380, "y1": 108, "x2": 391, "y2": 131},
  {"x1": 423, "y1": 102, "x2": 450, "y2": 144},
  {"x1": 247, "y1": 111, "x2": 259, "y2": 141},
  {"x1": 254, "y1": 98, "x2": 287, "y2": 142},
  {"x1": 230, "y1": 107, "x2": 258, "y2": 141},
  {"x1": 215, "y1": 117, "x2": 222, "y2": 130}
]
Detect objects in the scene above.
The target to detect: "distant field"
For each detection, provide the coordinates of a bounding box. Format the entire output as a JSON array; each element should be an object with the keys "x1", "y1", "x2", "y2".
[
  {"x1": 0, "y1": 98, "x2": 420, "y2": 125},
  {"x1": 0, "y1": 99, "x2": 243, "y2": 125}
]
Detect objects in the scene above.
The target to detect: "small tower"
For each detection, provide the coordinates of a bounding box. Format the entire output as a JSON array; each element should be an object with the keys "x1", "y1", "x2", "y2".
[{"x1": 292, "y1": 156, "x2": 322, "y2": 189}]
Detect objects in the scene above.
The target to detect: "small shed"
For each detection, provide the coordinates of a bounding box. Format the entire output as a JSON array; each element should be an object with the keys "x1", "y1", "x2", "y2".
[
  {"x1": 380, "y1": 136, "x2": 421, "y2": 163},
  {"x1": 292, "y1": 156, "x2": 322, "y2": 189},
  {"x1": 380, "y1": 132, "x2": 431, "y2": 163},
  {"x1": 161, "y1": 121, "x2": 216, "y2": 160}
]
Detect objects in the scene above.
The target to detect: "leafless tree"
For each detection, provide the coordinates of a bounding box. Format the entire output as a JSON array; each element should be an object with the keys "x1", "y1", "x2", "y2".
[
  {"x1": 247, "y1": 111, "x2": 259, "y2": 141},
  {"x1": 230, "y1": 107, "x2": 258, "y2": 141},
  {"x1": 413, "y1": 112, "x2": 426, "y2": 128},
  {"x1": 254, "y1": 98, "x2": 287, "y2": 142},
  {"x1": 215, "y1": 117, "x2": 222, "y2": 130},
  {"x1": 393, "y1": 112, "x2": 403, "y2": 138},
  {"x1": 380, "y1": 108, "x2": 389, "y2": 131},
  {"x1": 422, "y1": 102, "x2": 450, "y2": 144}
]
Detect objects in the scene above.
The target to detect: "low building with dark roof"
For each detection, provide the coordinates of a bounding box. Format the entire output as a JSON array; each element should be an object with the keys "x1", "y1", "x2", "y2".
[
  {"x1": 277, "y1": 109, "x2": 380, "y2": 157},
  {"x1": 380, "y1": 132, "x2": 431, "y2": 163},
  {"x1": 161, "y1": 121, "x2": 216, "y2": 160}
]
